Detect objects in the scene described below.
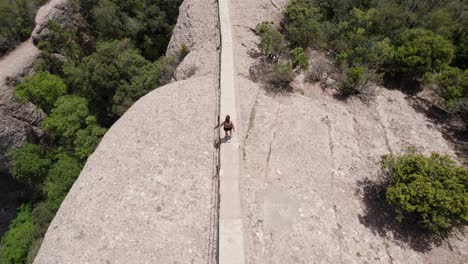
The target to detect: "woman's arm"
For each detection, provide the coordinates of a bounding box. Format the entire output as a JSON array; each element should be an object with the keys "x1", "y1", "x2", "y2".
[{"x1": 214, "y1": 121, "x2": 224, "y2": 129}]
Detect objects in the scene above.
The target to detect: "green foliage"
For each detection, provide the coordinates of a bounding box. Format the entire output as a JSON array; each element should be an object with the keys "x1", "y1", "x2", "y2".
[
  {"x1": 86, "y1": 0, "x2": 183, "y2": 60},
  {"x1": 74, "y1": 116, "x2": 107, "y2": 160},
  {"x1": 394, "y1": 28, "x2": 455, "y2": 77},
  {"x1": 0, "y1": 205, "x2": 33, "y2": 264},
  {"x1": 290, "y1": 48, "x2": 309, "y2": 70},
  {"x1": 338, "y1": 66, "x2": 365, "y2": 96},
  {"x1": 44, "y1": 154, "x2": 81, "y2": 210},
  {"x1": 8, "y1": 144, "x2": 51, "y2": 188},
  {"x1": 382, "y1": 151, "x2": 468, "y2": 233},
  {"x1": 256, "y1": 22, "x2": 284, "y2": 62},
  {"x1": 180, "y1": 43, "x2": 190, "y2": 60},
  {"x1": 268, "y1": 62, "x2": 294, "y2": 91},
  {"x1": 42, "y1": 95, "x2": 90, "y2": 144},
  {"x1": 283, "y1": 0, "x2": 325, "y2": 48},
  {"x1": 14, "y1": 72, "x2": 67, "y2": 113},
  {"x1": 427, "y1": 66, "x2": 467, "y2": 102},
  {"x1": 63, "y1": 40, "x2": 177, "y2": 124},
  {"x1": 0, "y1": 0, "x2": 40, "y2": 55}
]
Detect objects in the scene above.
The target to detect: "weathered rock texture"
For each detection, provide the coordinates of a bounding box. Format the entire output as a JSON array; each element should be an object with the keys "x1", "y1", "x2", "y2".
[
  {"x1": 0, "y1": 0, "x2": 71, "y2": 174},
  {"x1": 33, "y1": 0, "x2": 220, "y2": 263},
  {"x1": 230, "y1": 0, "x2": 467, "y2": 263}
]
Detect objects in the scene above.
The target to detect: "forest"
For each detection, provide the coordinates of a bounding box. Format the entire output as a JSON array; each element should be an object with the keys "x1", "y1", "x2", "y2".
[{"x1": 0, "y1": 0, "x2": 184, "y2": 263}]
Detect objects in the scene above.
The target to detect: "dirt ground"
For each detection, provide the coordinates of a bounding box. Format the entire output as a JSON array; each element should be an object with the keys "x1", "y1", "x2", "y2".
[{"x1": 229, "y1": 0, "x2": 467, "y2": 263}]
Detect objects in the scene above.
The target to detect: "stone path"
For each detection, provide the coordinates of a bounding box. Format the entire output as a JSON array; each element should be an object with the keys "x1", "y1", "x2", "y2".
[{"x1": 218, "y1": 0, "x2": 246, "y2": 263}]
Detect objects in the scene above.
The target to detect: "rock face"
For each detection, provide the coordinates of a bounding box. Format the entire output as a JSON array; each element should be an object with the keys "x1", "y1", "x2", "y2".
[
  {"x1": 33, "y1": 0, "x2": 220, "y2": 263},
  {"x1": 32, "y1": 0, "x2": 75, "y2": 46},
  {"x1": 0, "y1": 0, "x2": 71, "y2": 174},
  {"x1": 229, "y1": 0, "x2": 467, "y2": 263},
  {"x1": 0, "y1": 40, "x2": 43, "y2": 173}
]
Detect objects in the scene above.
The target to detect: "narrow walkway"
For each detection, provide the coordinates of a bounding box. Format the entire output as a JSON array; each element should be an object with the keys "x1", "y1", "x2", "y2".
[{"x1": 218, "y1": 0, "x2": 245, "y2": 263}]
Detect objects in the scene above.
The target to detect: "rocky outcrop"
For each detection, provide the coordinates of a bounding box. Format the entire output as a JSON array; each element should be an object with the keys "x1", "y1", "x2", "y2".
[
  {"x1": 32, "y1": 0, "x2": 75, "y2": 46},
  {"x1": 0, "y1": 41, "x2": 43, "y2": 173},
  {"x1": 33, "y1": 0, "x2": 220, "y2": 263},
  {"x1": 0, "y1": 0, "x2": 70, "y2": 174}
]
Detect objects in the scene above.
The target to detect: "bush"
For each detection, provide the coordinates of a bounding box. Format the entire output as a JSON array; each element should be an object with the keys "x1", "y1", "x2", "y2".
[
  {"x1": 256, "y1": 21, "x2": 284, "y2": 62},
  {"x1": 381, "y1": 151, "x2": 468, "y2": 233},
  {"x1": 14, "y1": 72, "x2": 67, "y2": 113},
  {"x1": 283, "y1": 0, "x2": 325, "y2": 48},
  {"x1": 42, "y1": 95, "x2": 90, "y2": 144},
  {"x1": 8, "y1": 144, "x2": 51, "y2": 189},
  {"x1": 74, "y1": 116, "x2": 107, "y2": 160},
  {"x1": 427, "y1": 66, "x2": 467, "y2": 103},
  {"x1": 44, "y1": 154, "x2": 81, "y2": 210},
  {"x1": 0, "y1": 204, "x2": 33, "y2": 264},
  {"x1": 268, "y1": 62, "x2": 294, "y2": 91},
  {"x1": 290, "y1": 47, "x2": 309, "y2": 70},
  {"x1": 338, "y1": 66, "x2": 365, "y2": 96},
  {"x1": 394, "y1": 28, "x2": 455, "y2": 77}
]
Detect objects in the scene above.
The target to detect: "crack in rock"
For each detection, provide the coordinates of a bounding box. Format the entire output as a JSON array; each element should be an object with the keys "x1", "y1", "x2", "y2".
[{"x1": 263, "y1": 104, "x2": 280, "y2": 186}]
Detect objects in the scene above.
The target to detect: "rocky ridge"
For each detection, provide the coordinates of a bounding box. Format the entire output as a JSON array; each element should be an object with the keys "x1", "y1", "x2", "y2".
[{"x1": 33, "y1": 0, "x2": 221, "y2": 263}]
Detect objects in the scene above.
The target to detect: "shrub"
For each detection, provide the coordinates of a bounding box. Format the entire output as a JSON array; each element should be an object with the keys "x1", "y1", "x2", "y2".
[
  {"x1": 8, "y1": 144, "x2": 51, "y2": 188},
  {"x1": 0, "y1": 204, "x2": 33, "y2": 264},
  {"x1": 74, "y1": 116, "x2": 107, "y2": 160},
  {"x1": 381, "y1": 151, "x2": 468, "y2": 233},
  {"x1": 268, "y1": 62, "x2": 294, "y2": 91},
  {"x1": 394, "y1": 28, "x2": 455, "y2": 77},
  {"x1": 256, "y1": 21, "x2": 284, "y2": 62},
  {"x1": 283, "y1": 0, "x2": 324, "y2": 48},
  {"x1": 180, "y1": 43, "x2": 190, "y2": 60},
  {"x1": 338, "y1": 66, "x2": 365, "y2": 96},
  {"x1": 42, "y1": 95, "x2": 90, "y2": 145},
  {"x1": 290, "y1": 48, "x2": 309, "y2": 70},
  {"x1": 14, "y1": 72, "x2": 67, "y2": 113},
  {"x1": 427, "y1": 66, "x2": 467, "y2": 102},
  {"x1": 44, "y1": 154, "x2": 81, "y2": 210}
]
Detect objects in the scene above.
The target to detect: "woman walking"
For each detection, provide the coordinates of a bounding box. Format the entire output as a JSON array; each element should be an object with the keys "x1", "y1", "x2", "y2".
[{"x1": 215, "y1": 115, "x2": 235, "y2": 140}]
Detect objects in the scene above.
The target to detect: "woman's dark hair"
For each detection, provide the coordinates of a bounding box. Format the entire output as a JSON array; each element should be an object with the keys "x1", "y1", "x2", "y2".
[{"x1": 225, "y1": 115, "x2": 230, "y2": 123}]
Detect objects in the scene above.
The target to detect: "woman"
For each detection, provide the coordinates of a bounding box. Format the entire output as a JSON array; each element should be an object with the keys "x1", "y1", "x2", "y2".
[{"x1": 215, "y1": 115, "x2": 235, "y2": 139}]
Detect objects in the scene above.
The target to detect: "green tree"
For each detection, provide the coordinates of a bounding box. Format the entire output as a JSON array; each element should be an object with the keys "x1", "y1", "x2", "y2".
[
  {"x1": 268, "y1": 62, "x2": 294, "y2": 91},
  {"x1": 284, "y1": 0, "x2": 325, "y2": 48},
  {"x1": 64, "y1": 40, "x2": 178, "y2": 125},
  {"x1": 44, "y1": 154, "x2": 82, "y2": 210},
  {"x1": 256, "y1": 22, "x2": 284, "y2": 62},
  {"x1": 8, "y1": 144, "x2": 51, "y2": 188},
  {"x1": 382, "y1": 151, "x2": 468, "y2": 233},
  {"x1": 394, "y1": 28, "x2": 455, "y2": 77},
  {"x1": 14, "y1": 72, "x2": 67, "y2": 113},
  {"x1": 74, "y1": 116, "x2": 107, "y2": 160},
  {"x1": 0, "y1": 205, "x2": 33, "y2": 264},
  {"x1": 290, "y1": 47, "x2": 309, "y2": 70},
  {"x1": 42, "y1": 95, "x2": 90, "y2": 144},
  {"x1": 428, "y1": 66, "x2": 467, "y2": 102}
]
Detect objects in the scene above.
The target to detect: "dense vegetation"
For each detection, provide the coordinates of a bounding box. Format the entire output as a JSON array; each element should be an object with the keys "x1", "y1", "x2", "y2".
[
  {"x1": 0, "y1": 0, "x2": 46, "y2": 56},
  {"x1": 282, "y1": 0, "x2": 467, "y2": 115},
  {"x1": 1, "y1": 0, "x2": 184, "y2": 262},
  {"x1": 381, "y1": 151, "x2": 468, "y2": 234}
]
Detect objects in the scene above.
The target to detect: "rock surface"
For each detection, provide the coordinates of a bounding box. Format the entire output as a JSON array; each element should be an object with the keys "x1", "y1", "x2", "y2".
[
  {"x1": 34, "y1": 0, "x2": 221, "y2": 263},
  {"x1": 230, "y1": 0, "x2": 467, "y2": 263}
]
